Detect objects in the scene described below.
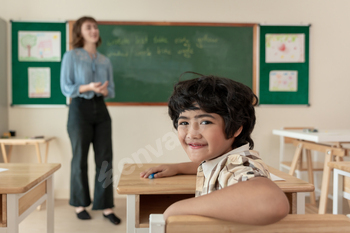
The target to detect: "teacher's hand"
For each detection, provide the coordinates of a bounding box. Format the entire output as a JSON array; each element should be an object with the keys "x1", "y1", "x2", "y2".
[
  {"x1": 98, "y1": 81, "x2": 109, "y2": 96},
  {"x1": 89, "y1": 82, "x2": 102, "y2": 92},
  {"x1": 88, "y1": 81, "x2": 109, "y2": 96}
]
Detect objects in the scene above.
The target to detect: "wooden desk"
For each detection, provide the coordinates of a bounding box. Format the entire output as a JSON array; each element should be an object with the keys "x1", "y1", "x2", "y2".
[
  {"x1": 0, "y1": 137, "x2": 55, "y2": 163},
  {"x1": 328, "y1": 161, "x2": 350, "y2": 215},
  {"x1": 273, "y1": 129, "x2": 350, "y2": 214},
  {"x1": 273, "y1": 129, "x2": 350, "y2": 143},
  {"x1": 161, "y1": 214, "x2": 350, "y2": 233},
  {"x1": 117, "y1": 163, "x2": 314, "y2": 233},
  {"x1": 0, "y1": 163, "x2": 61, "y2": 233}
]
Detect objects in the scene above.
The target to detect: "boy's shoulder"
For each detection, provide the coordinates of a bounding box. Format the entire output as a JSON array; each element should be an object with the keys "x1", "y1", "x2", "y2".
[
  {"x1": 226, "y1": 149, "x2": 262, "y2": 162},
  {"x1": 223, "y1": 150, "x2": 270, "y2": 179},
  {"x1": 196, "y1": 148, "x2": 270, "y2": 197}
]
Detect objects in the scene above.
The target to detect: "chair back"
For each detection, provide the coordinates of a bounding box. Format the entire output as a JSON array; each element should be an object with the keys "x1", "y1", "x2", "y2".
[{"x1": 165, "y1": 214, "x2": 350, "y2": 233}]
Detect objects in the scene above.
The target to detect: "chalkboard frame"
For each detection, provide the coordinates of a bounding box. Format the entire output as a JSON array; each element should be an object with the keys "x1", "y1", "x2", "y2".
[{"x1": 68, "y1": 21, "x2": 258, "y2": 106}]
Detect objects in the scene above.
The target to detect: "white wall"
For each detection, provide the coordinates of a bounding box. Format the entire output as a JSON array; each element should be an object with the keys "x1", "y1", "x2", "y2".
[
  {"x1": 1, "y1": 0, "x2": 350, "y2": 198},
  {"x1": 0, "y1": 18, "x2": 8, "y2": 138}
]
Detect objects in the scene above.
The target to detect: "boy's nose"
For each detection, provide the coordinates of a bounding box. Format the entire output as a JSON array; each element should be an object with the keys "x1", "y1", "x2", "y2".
[{"x1": 187, "y1": 124, "x2": 201, "y2": 139}]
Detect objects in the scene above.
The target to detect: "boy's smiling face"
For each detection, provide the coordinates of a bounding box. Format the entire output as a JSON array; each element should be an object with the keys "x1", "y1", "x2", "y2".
[{"x1": 177, "y1": 108, "x2": 240, "y2": 163}]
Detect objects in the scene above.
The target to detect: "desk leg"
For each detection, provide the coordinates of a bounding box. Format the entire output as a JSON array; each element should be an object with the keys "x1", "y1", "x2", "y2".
[
  {"x1": 0, "y1": 143, "x2": 8, "y2": 163},
  {"x1": 333, "y1": 169, "x2": 343, "y2": 214},
  {"x1": 306, "y1": 149, "x2": 316, "y2": 205},
  {"x1": 279, "y1": 136, "x2": 285, "y2": 171},
  {"x1": 47, "y1": 175, "x2": 54, "y2": 233},
  {"x1": 297, "y1": 193, "x2": 306, "y2": 214},
  {"x1": 8, "y1": 145, "x2": 13, "y2": 162},
  {"x1": 7, "y1": 194, "x2": 19, "y2": 233},
  {"x1": 149, "y1": 214, "x2": 165, "y2": 233},
  {"x1": 289, "y1": 143, "x2": 303, "y2": 176},
  {"x1": 34, "y1": 143, "x2": 42, "y2": 163},
  {"x1": 318, "y1": 150, "x2": 332, "y2": 214},
  {"x1": 45, "y1": 142, "x2": 50, "y2": 163},
  {"x1": 127, "y1": 195, "x2": 136, "y2": 233}
]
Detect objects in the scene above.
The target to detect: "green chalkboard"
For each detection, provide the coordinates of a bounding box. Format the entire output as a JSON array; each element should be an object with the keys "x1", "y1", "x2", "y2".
[
  {"x1": 96, "y1": 22, "x2": 256, "y2": 104},
  {"x1": 11, "y1": 21, "x2": 66, "y2": 105},
  {"x1": 259, "y1": 25, "x2": 310, "y2": 105}
]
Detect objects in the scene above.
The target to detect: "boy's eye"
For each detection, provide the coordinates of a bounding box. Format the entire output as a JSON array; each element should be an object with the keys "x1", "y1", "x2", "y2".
[
  {"x1": 201, "y1": 121, "x2": 212, "y2": 125},
  {"x1": 178, "y1": 121, "x2": 188, "y2": 126}
]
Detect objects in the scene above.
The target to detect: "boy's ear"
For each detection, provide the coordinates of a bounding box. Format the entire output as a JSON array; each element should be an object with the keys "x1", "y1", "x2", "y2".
[{"x1": 234, "y1": 126, "x2": 243, "y2": 137}]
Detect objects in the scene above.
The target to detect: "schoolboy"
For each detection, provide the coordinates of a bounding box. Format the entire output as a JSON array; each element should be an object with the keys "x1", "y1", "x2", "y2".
[{"x1": 140, "y1": 74, "x2": 290, "y2": 225}]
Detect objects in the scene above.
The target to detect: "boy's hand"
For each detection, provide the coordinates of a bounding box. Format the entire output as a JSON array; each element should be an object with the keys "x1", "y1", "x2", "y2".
[{"x1": 140, "y1": 164, "x2": 179, "y2": 179}]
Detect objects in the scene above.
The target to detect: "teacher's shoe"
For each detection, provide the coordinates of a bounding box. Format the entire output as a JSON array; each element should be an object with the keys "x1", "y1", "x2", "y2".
[
  {"x1": 76, "y1": 210, "x2": 91, "y2": 220},
  {"x1": 103, "y1": 213, "x2": 121, "y2": 225}
]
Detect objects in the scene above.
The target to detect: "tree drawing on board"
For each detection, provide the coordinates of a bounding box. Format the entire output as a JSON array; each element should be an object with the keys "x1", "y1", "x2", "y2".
[
  {"x1": 21, "y1": 34, "x2": 37, "y2": 58},
  {"x1": 18, "y1": 31, "x2": 61, "y2": 61}
]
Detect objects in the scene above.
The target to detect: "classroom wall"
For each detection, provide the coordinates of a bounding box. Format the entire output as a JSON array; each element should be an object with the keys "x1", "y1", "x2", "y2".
[
  {"x1": 0, "y1": 18, "x2": 8, "y2": 140},
  {"x1": 1, "y1": 0, "x2": 350, "y2": 198}
]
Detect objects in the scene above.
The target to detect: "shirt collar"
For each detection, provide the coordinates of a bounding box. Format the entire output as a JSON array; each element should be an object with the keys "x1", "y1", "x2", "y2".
[
  {"x1": 78, "y1": 47, "x2": 99, "y2": 59},
  {"x1": 201, "y1": 143, "x2": 250, "y2": 178}
]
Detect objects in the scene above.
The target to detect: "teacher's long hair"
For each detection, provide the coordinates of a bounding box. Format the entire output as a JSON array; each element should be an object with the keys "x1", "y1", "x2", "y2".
[{"x1": 71, "y1": 16, "x2": 102, "y2": 48}]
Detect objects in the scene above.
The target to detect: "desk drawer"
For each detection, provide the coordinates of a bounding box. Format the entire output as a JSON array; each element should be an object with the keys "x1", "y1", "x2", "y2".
[
  {"x1": 137, "y1": 194, "x2": 195, "y2": 228},
  {"x1": 19, "y1": 181, "x2": 46, "y2": 216}
]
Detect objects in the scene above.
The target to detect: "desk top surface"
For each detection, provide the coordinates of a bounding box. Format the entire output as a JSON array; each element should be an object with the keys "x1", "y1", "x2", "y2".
[
  {"x1": 273, "y1": 129, "x2": 350, "y2": 143},
  {"x1": 0, "y1": 163, "x2": 61, "y2": 194},
  {"x1": 117, "y1": 163, "x2": 314, "y2": 195},
  {"x1": 0, "y1": 137, "x2": 55, "y2": 144},
  {"x1": 328, "y1": 162, "x2": 350, "y2": 173}
]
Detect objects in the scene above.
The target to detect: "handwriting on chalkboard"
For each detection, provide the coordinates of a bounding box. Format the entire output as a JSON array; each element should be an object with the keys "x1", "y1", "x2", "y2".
[
  {"x1": 157, "y1": 47, "x2": 172, "y2": 55},
  {"x1": 196, "y1": 34, "x2": 219, "y2": 48},
  {"x1": 135, "y1": 48, "x2": 152, "y2": 57},
  {"x1": 107, "y1": 51, "x2": 129, "y2": 57},
  {"x1": 106, "y1": 35, "x2": 218, "y2": 59},
  {"x1": 107, "y1": 38, "x2": 130, "y2": 46},
  {"x1": 136, "y1": 36, "x2": 148, "y2": 44},
  {"x1": 174, "y1": 37, "x2": 193, "y2": 58},
  {"x1": 154, "y1": 36, "x2": 168, "y2": 44}
]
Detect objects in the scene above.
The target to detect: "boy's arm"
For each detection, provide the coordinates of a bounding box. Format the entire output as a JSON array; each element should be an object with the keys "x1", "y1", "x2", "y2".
[
  {"x1": 163, "y1": 177, "x2": 290, "y2": 225},
  {"x1": 140, "y1": 162, "x2": 200, "y2": 178}
]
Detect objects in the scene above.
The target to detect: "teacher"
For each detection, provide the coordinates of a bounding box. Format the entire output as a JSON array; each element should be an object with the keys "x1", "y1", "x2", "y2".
[{"x1": 60, "y1": 16, "x2": 120, "y2": 225}]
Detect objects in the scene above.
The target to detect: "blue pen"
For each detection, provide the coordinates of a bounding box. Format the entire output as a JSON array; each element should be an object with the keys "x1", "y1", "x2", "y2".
[{"x1": 148, "y1": 173, "x2": 157, "y2": 179}]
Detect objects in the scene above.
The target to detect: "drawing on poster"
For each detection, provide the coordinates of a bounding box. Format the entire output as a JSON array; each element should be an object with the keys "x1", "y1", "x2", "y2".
[
  {"x1": 269, "y1": 71, "x2": 298, "y2": 92},
  {"x1": 28, "y1": 67, "x2": 51, "y2": 98},
  {"x1": 19, "y1": 31, "x2": 61, "y2": 61},
  {"x1": 266, "y1": 34, "x2": 304, "y2": 63}
]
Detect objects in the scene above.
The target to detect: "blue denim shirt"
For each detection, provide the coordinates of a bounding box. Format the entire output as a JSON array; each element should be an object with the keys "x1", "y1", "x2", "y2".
[{"x1": 60, "y1": 48, "x2": 115, "y2": 99}]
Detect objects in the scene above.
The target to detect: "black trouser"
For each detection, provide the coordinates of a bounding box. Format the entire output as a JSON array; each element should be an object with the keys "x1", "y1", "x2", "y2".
[{"x1": 68, "y1": 96, "x2": 114, "y2": 210}]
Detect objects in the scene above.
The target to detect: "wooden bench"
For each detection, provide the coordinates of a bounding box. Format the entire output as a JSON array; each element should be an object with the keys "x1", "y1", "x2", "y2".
[{"x1": 149, "y1": 214, "x2": 350, "y2": 233}]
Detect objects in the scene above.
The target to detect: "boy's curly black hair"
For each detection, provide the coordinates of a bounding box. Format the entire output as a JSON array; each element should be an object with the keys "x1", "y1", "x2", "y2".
[{"x1": 168, "y1": 73, "x2": 258, "y2": 149}]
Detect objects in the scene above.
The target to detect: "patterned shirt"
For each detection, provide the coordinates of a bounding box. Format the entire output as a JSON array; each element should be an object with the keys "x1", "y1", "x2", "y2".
[
  {"x1": 195, "y1": 144, "x2": 270, "y2": 197},
  {"x1": 60, "y1": 48, "x2": 115, "y2": 99}
]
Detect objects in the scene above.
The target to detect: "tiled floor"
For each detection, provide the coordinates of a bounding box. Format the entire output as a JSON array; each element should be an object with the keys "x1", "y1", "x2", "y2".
[{"x1": 19, "y1": 198, "x2": 127, "y2": 233}]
